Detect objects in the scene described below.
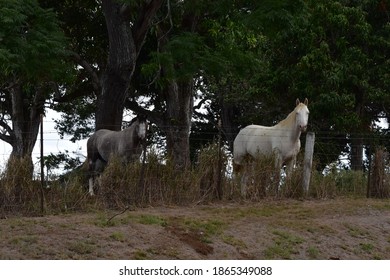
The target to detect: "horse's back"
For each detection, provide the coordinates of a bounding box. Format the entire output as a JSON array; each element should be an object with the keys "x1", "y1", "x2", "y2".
[
  {"x1": 234, "y1": 124, "x2": 274, "y2": 163},
  {"x1": 87, "y1": 129, "x2": 117, "y2": 160},
  {"x1": 88, "y1": 129, "x2": 110, "y2": 149}
]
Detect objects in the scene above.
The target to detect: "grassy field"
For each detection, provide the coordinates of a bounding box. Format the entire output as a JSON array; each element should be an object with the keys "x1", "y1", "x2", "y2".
[{"x1": 1, "y1": 197, "x2": 389, "y2": 259}]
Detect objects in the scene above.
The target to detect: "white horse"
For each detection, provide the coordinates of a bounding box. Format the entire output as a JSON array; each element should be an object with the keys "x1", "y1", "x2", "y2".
[{"x1": 233, "y1": 98, "x2": 309, "y2": 194}]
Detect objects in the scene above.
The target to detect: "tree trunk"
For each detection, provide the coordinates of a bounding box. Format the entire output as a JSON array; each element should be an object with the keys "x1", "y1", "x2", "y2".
[
  {"x1": 96, "y1": 0, "x2": 163, "y2": 131},
  {"x1": 163, "y1": 80, "x2": 194, "y2": 170},
  {"x1": 350, "y1": 88, "x2": 365, "y2": 171},
  {"x1": 219, "y1": 86, "x2": 240, "y2": 152},
  {"x1": 6, "y1": 84, "x2": 44, "y2": 201},
  {"x1": 96, "y1": 0, "x2": 136, "y2": 131},
  {"x1": 350, "y1": 136, "x2": 363, "y2": 171},
  {"x1": 9, "y1": 85, "x2": 43, "y2": 167}
]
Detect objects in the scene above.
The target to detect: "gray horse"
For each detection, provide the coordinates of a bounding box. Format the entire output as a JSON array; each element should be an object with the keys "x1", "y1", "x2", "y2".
[{"x1": 86, "y1": 115, "x2": 148, "y2": 195}]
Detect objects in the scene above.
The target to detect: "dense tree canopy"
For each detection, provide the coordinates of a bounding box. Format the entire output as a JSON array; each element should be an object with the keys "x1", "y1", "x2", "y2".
[
  {"x1": 265, "y1": 0, "x2": 390, "y2": 170},
  {"x1": 0, "y1": 0, "x2": 71, "y2": 175},
  {"x1": 1, "y1": 0, "x2": 389, "y2": 173}
]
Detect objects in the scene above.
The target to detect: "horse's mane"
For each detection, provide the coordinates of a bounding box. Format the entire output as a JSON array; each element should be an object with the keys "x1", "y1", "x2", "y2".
[
  {"x1": 128, "y1": 114, "x2": 147, "y2": 126},
  {"x1": 129, "y1": 116, "x2": 139, "y2": 126},
  {"x1": 276, "y1": 103, "x2": 305, "y2": 128}
]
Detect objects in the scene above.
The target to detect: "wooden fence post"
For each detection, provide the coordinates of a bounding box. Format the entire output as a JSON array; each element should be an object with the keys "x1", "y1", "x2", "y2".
[
  {"x1": 216, "y1": 119, "x2": 223, "y2": 200},
  {"x1": 303, "y1": 132, "x2": 315, "y2": 195},
  {"x1": 40, "y1": 114, "x2": 45, "y2": 214}
]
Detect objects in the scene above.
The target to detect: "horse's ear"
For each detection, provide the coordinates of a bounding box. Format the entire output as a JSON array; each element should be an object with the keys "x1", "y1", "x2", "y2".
[
  {"x1": 304, "y1": 98, "x2": 308, "y2": 106},
  {"x1": 296, "y1": 98, "x2": 300, "y2": 106}
]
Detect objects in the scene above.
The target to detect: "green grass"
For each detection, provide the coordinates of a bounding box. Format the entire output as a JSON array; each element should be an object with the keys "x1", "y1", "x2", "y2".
[
  {"x1": 182, "y1": 218, "x2": 225, "y2": 237},
  {"x1": 67, "y1": 240, "x2": 96, "y2": 255},
  {"x1": 222, "y1": 234, "x2": 247, "y2": 249},
  {"x1": 10, "y1": 235, "x2": 38, "y2": 245},
  {"x1": 359, "y1": 243, "x2": 374, "y2": 253},
  {"x1": 137, "y1": 214, "x2": 167, "y2": 226},
  {"x1": 133, "y1": 249, "x2": 148, "y2": 260},
  {"x1": 92, "y1": 211, "x2": 168, "y2": 228},
  {"x1": 306, "y1": 246, "x2": 320, "y2": 259},
  {"x1": 109, "y1": 232, "x2": 126, "y2": 242},
  {"x1": 344, "y1": 223, "x2": 371, "y2": 238},
  {"x1": 264, "y1": 230, "x2": 305, "y2": 259}
]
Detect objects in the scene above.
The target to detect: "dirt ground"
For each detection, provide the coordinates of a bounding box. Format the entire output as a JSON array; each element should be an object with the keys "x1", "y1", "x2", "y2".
[{"x1": 0, "y1": 198, "x2": 389, "y2": 259}]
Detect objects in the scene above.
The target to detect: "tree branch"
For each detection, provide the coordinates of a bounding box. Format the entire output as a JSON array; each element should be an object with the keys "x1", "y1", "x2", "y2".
[
  {"x1": 126, "y1": 99, "x2": 163, "y2": 127},
  {"x1": 193, "y1": 97, "x2": 209, "y2": 111},
  {"x1": 0, "y1": 119, "x2": 14, "y2": 145},
  {"x1": 70, "y1": 51, "x2": 101, "y2": 93},
  {"x1": 132, "y1": 0, "x2": 164, "y2": 54},
  {"x1": 54, "y1": 84, "x2": 94, "y2": 103},
  {"x1": 0, "y1": 133, "x2": 12, "y2": 145}
]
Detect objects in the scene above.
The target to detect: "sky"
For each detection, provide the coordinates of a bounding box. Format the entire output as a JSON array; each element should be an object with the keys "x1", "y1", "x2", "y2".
[{"x1": 0, "y1": 109, "x2": 88, "y2": 175}]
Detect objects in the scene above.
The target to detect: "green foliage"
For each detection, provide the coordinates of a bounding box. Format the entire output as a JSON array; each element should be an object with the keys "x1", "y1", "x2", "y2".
[
  {"x1": 0, "y1": 0, "x2": 74, "y2": 164},
  {"x1": 0, "y1": 0, "x2": 70, "y2": 83},
  {"x1": 258, "y1": 0, "x2": 390, "y2": 169},
  {"x1": 7, "y1": 0, "x2": 387, "y2": 176},
  {"x1": 269, "y1": 0, "x2": 389, "y2": 130},
  {"x1": 39, "y1": 0, "x2": 105, "y2": 141},
  {"x1": 53, "y1": 97, "x2": 96, "y2": 142},
  {"x1": 44, "y1": 152, "x2": 82, "y2": 171}
]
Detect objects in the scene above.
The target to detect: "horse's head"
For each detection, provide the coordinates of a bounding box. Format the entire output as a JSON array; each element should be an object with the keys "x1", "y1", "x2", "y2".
[
  {"x1": 136, "y1": 114, "x2": 148, "y2": 140},
  {"x1": 295, "y1": 98, "x2": 309, "y2": 132}
]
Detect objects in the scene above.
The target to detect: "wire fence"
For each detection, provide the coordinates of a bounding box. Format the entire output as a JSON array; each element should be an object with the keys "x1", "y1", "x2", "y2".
[
  {"x1": 1, "y1": 124, "x2": 389, "y2": 214},
  {"x1": 0, "y1": 118, "x2": 389, "y2": 172}
]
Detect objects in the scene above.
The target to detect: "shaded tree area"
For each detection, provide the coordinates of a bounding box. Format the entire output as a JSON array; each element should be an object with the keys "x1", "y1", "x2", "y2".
[
  {"x1": 0, "y1": 0, "x2": 72, "y2": 176},
  {"x1": 128, "y1": 0, "x2": 271, "y2": 167},
  {"x1": 253, "y1": 0, "x2": 390, "y2": 171},
  {"x1": 1, "y1": 0, "x2": 389, "y2": 176}
]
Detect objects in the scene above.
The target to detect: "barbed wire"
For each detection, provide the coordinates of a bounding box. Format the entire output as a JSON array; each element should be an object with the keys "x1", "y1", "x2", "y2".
[
  {"x1": 0, "y1": 119, "x2": 389, "y2": 164},
  {"x1": 0, "y1": 129, "x2": 389, "y2": 145}
]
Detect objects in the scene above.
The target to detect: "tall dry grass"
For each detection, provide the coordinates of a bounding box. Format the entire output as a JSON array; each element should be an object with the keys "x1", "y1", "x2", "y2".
[
  {"x1": 0, "y1": 156, "x2": 39, "y2": 213},
  {"x1": 310, "y1": 169, "x2": 368, "y2": 199},
  {"x1": 233, "y1": 153, "x2": 307, "y2": 200},
  {"x1": 2, "y1": 142, "x2": 387, "y2": 216},
  {"x1": 97, "y1": 143, "x2": 228, "y2": 208},
  {"x1": 2, "y1": 145, "x2": 228, "y2": 214},
  {"x1": 233, "y1": 153, "x2": 278, "y2": 199}
]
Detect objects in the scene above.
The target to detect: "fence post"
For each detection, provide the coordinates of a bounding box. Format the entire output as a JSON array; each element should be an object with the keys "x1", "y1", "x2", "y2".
[
  {"x1": 40, "y1": 114, "x2": 45, "y2": 214},
  {"x1": 303, "y1": 132, "x2": 315, "y2": 195},
  {"x1": 216, "y1": 119, "x2": 223, "y2": 200}
]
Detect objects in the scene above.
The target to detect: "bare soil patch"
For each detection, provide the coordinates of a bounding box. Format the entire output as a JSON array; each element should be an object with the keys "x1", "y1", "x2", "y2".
[{"x1": 0, "y1": 198, "x2": 389, "y2": 259}]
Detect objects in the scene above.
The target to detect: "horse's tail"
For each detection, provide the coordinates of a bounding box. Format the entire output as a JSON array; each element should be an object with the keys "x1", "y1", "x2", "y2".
[{"x1": 97, "y1": 153, "x2": 108, "y2": 164}]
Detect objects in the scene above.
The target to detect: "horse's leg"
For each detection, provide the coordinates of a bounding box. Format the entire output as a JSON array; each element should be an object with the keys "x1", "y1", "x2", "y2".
[
  {"x1": 88, "y1": 177, "x2": 95, "y2": 196},
  {"x1": 240, "y1": 162, "x2": 254, "y2": 198},
  {"x1": 240, "y1": 165, "x2": 247, "y2": 197},
  {"x1": 284, "y1": 156, "x2": 296, "y2": 193},
  {"x1": 286, "y1": 156, "x2": 296, "y2": 176},
  {"x1": 273, "y1": 152, "x2": 283, "y2": 195},
  {"x1": 88, "y1": 158, "x2": 96, "y2": 196}
]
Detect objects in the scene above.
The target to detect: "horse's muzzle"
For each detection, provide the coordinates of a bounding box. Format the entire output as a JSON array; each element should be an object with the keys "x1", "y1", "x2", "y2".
[{"x1": 300, "y1": 125, "x2": 308, "y2": 132}]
